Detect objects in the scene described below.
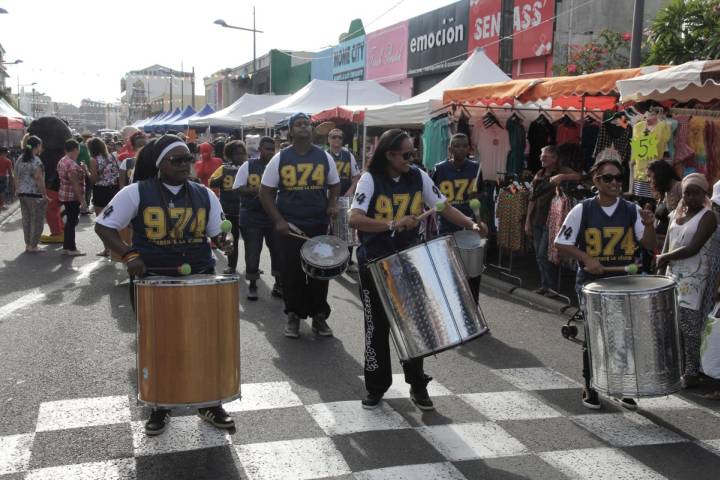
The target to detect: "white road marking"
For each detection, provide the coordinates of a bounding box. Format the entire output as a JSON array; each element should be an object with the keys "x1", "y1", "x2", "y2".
[
  {"x1": 0, "y1": 433, "x2": 34, "y2": 475},
  {"x1": 25, "y1": 458, "x2": 135, "y2": 480},
  {"x1": 354, "y1": 462, "x2": 467, "y2": 480},
  {"x1": 417, "y1": 422, "x2": 528, "y2": 461},
  {"x1": 305, "y1": 400, "x2": 410, "y2": 436},
  {"x1": 356, "y1": 374, "x2": 454, "y2": 399},
  {"x1": 460, "y1": 391, "x2": 563, "y2": 421},
  {"x1": 494, "y1": 367, "x2": 580, "y2": 391},
  {"x1": 131, "y1": 416, "x2": 231, "y2": 457},
  {"x1": 224, "y1": 381, "x2": 302, "y2": 412},
  {"x1": 539, "y1": 447, "x2": 668, "y2": 480},
  {"x1": 571, "y1": 413, "x2": 688, "y2": 447},
  {"x1": 74, "y1": 259, "x2": 105, "y2": 281},
  {"x1": 0, "y1": 290, "x2": 46, "y2": 320},
  {"x1": 35, "y1": 396, "x2": 131, "y2": 432},
  {"x1": 235, "y1": 437, "x2": 351, "y2": 480}
]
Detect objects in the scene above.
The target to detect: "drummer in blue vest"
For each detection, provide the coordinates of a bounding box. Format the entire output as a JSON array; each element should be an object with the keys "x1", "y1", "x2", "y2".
[
  {"x1": 554, "y1": 154, "x2": 656, "y2": 410},
  {"x1": 95, "y1": 134, "x2": 236, "y2": 436},
  {"x1": 209, "y1": 140, "x2": 245, "y2": 274},
  {"x1": 233, "y1": 136, "x2": 283, "y2": 300},
  {"x1": 260, "y1": 113, "x2": 341, "y2": 338},
  {"x1": 327, "y1": 128, "x2": 361, "y2": 272},
  {"x1": 349, "y1": 129, "x2": 488, "y2": 411},
  {"x1": 430, "y1": 133, "x2": 483, "y2": 300}
]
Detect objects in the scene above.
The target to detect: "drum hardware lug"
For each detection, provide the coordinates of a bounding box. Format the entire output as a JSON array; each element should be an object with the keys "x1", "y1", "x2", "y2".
[{"x1": 142, "y1": 368, "x2": 149, "y2": 380}]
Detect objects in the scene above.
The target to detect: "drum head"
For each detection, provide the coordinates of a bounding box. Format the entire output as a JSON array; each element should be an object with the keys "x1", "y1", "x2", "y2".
[
  {"x1": 453, "y1": 230, "x2": 486, "y2": 249},
  {"x1": 301, "y1": 235, "x2": 350, "y2": 267},
  {"x1": 583, "y1": 275, "x2": 675, "y2": 293}
]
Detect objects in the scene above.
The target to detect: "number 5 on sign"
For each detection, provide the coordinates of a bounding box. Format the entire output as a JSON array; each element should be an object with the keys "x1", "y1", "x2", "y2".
[{"x1": 631, "y1": 132, "x2": 659, "y2": 163}]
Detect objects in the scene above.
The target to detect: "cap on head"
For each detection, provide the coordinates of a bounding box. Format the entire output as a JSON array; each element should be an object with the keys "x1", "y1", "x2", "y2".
[{"x1": 288, "y1": 112, "x2": 309, "y2": 129}]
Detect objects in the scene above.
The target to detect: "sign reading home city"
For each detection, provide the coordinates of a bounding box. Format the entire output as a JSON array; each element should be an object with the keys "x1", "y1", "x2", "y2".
[
  {"x1": 407, "y1": 0, "x2": 469, "y2": 77},
  {"x1": 332, "y1": 35, "x2": 366, "y2": 81}
]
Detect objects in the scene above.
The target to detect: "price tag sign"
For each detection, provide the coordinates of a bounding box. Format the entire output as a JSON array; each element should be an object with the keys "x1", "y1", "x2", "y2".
[{"x1": 631, "y1": 131, "x2": 659, "y2": 163}]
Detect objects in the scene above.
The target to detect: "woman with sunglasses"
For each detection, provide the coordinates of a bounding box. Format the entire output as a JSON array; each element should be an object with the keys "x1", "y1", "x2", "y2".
[
  {"x1": 94, "y1": 134, "x2": 235, "y2": 436},
  {"x1": 349, "y1": 129, "x2": 488, "y2": 411},
  {"x1": 554, "y1": 153, "x2": 656, "y2": 411}
]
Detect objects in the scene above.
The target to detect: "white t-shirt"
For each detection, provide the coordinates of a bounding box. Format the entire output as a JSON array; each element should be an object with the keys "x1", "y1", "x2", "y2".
[
  {"x1": 232, "y1": 162, "x2": 252, "y2": 189},
  {"x1": 350, "y1": 169, "x2": 447, "y2": 213},
  {"x1": 554, "y1": 198, "x2": 645, "y2": 246},
  {"x1": 95, "y1": 182, "x2": 224, "y2": 237},
  {"x1": 261, "y1": 150, "x2": 340, "y2": 188}
]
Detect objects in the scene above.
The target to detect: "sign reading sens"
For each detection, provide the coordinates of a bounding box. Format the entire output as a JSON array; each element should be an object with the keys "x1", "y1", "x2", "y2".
[{"x1": 407, "y1": 0, "x2": 469, "y2": 77}]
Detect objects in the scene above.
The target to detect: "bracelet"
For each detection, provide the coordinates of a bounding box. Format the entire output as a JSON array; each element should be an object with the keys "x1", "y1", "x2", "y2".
[
  {"x1": 388, "y1": 220, "x2": 396, "y2": 231},
  {"x1": 121, "y1": 249, "x2": 140, "y2": 263}
]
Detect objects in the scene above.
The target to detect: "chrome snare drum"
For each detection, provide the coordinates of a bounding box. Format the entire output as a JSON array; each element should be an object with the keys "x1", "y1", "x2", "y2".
[
  {"x1": 368, "y1": 236, "x2": 490, "y2": 361},
  {"x1": 582, "y1": 275, "x2": 681, "y2": 398},
  {"x1": 300, "y1": 235, "x2": 350, "y2": 280},
  {"x1": 331, "y1": 196, "x2": 359, "y2": 246},
  {"x1": 452, "y1": 230, "x2": 486, "y2": 278}
]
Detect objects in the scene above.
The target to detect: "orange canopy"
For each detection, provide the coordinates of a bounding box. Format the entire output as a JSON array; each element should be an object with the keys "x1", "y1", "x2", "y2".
[{"x1": 442, "y1": 79, "x2": 543, "y2": 105}]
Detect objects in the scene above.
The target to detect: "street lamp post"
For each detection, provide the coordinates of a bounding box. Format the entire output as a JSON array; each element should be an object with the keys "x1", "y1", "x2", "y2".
[{"x1": 214, "y1": 8, "x2": 263, "y2": 93}]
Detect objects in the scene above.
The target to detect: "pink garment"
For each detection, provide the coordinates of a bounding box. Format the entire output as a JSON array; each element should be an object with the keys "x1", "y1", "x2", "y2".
[
  {"x1": 555, "y1": 121, "x2": 581, "y2": 145},
  {"x1": 673, "y1": 115, "x2": 695, "y2": 174},
  {"x1": 472, "y1": 122, "x2": 511, "y2": 182},
  {"x1": 546, "y1": 192, "x2": 576, "y2": 266}
]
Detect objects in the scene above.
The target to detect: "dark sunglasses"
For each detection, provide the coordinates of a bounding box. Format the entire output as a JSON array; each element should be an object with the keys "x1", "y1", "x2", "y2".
[
  {"x1": 596, "y1": 173, "x2": 623, "y2": 183},
  {"x1": 330, "y1": 135, "x2": 343, "y2": 140},
  {"x1": 166, "y1": 154, "x2": 194, "y2": 166},
  {"x1": 391, "y1": 151, "x2": 413, "y2": 160}
]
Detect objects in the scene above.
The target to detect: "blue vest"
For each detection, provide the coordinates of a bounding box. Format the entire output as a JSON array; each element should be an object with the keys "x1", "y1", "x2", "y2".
[
  {"x1": 576, "y1": 197, "x2": 638, "y2": 286},
  {"x1": 131, "y1": 179, "x2": 214, "y2": 274},
  {"x1": 209, "y1": 164, "x2": 241, "y2": 216},
  {"x1": 239, "y1": 159, "x2": 272, "y2": 228},
  {"x1": 431, "y1": 158, "x2": 480, "y2": 234},
  {"x1": 328, "y1": 148, "x2": 357, "y2": 194},
  {"x1": 276, "y1": 145, "x2": 331, "y2": 227},
  {"x1": 357, "y1": 167, "x2": 424, "y2": 262}
]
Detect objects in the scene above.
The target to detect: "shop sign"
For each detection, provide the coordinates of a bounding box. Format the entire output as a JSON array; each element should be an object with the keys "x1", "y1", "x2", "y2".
[
  {"x1": 333, "y1": 35, "x2": 366, "y2": 81},
  {"x1": 407, "y1": 0, "x2": 470, "y2": 77},
  {"x1": 366, "y1": 21, "x2": 409, "y2": 83},
  {"x1": 468, "y1": 0, "x2": 554, "y2": 61}
]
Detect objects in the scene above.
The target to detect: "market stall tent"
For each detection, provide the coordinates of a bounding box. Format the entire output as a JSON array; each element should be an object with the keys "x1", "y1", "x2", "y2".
[
  {"x1": 174, "y1": 104, "x2": 215, "y2": 129},
  {"x1": 0, "y1": 98, "x2": 25, "y2": 129},
  {"x1": 241, "y1": 80, "x2": 402, "y2": 128},
  {"x1": 617, "y1": 60, "x2": 720, "y2": 103},
  {"x1": 162, "y1": 106, "x2": 195, "y2": 130},
  {"x1": 189, "y1": 94, "x2": 289, "y2": 130}
]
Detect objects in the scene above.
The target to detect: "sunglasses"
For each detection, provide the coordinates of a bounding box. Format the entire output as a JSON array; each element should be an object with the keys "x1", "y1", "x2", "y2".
[
  {"x1": 391, "y1": 151, "x2": 413, "y2": 160},
  {"x1": 330, "y1": 135, "x2": 343, "y2": 140},
  {"x1": 166, "y1": 154, "x2": 194, "y2": 166},
  {"x1": 596, "y1": 173, "x2": 623, "y2": 183}
]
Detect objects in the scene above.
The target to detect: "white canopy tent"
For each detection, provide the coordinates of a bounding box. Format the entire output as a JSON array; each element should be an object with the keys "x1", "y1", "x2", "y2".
[
  {"x1": 617, "y1": 60, "x2": 720, "y2": 103},
  {"x1": 240, "y1": 80, "x2": 402, "y2": 128},
  {"x1": 189, "y1": 94, "x2": 289, "y2": 129}
]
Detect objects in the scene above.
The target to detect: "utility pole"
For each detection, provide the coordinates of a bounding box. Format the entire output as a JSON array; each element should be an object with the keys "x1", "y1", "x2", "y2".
[
  {"x1": 191, "y1": 66, "x2": 196, "y2": 109},
  {"x1": 252, "y1": 6, "x2": 257, "y2": 94},
  {"x1": 169, "y1": 73, "x2": 173, "y2": 111},
  {"x1": 630, "y1": 0, "x2": 645, "y2": 67},
  {"x1": 498, "y1": 0, "x2": 514, "y2": 75},
  {"x1": 181, "y1": 61, "x2": 184, "y2": 108}
]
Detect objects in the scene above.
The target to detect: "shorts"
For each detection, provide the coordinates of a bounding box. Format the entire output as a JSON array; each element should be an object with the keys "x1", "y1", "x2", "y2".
[{"x1": 92, "y1": 184, "x2": 119, "y2": 208}]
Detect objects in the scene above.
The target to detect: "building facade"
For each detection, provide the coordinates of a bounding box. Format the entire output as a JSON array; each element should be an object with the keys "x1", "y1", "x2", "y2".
[{"x1": 122, "y1": 65, "x2": 194, "y2": 123}]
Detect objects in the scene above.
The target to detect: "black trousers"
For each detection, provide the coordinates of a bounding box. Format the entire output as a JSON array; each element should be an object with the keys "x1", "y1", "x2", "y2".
[
  {"x1": 226, "y1": 214, "x2": 241, "y2": 271},
  {"x1": 276, "y1": 224, "x2": 331, "y2": 318},
  {"x1": 62, "y1": 201, "x2": 80, "y2": 251},
  {"x1": 241, "y1": 225, "x2": 280, "y2": 281},
  {"x1": 469, "y1": 276, "x2": 480, "y2": 304},
  {"x1": 576, "y1": 287, "x2": 593, "y2": 390},
  {"x1": 359, "y1": 262, "x2": 425, "y2": 394}
]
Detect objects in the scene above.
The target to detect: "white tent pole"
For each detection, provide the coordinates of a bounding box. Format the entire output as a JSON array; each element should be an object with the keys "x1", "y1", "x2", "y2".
[{"x1": 362, "y1": 108, "x2": 367, "y2": 169}]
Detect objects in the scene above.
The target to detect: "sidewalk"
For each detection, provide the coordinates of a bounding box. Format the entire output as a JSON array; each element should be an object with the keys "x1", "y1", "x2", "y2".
[{"x1": 0, "y1": 199, "x2": 19, "y2": 225}]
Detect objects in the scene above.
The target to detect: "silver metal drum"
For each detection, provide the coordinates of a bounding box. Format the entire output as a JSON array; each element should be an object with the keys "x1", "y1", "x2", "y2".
[
  {"x1": 452, "y1": 231, "x2": 486, "y2": 278},
  {"x1": 300, "y1": 235, "x2": 350, "y2": 280},
  {"x1": 331, "y1": 196, "x2": 359, "y2": 246},
  {"x1": 582, "y1": 275, "x2": 681, "y2": 398},
  {"x1": 368, "y1": 236, "x2": 490, "y2": 361}
]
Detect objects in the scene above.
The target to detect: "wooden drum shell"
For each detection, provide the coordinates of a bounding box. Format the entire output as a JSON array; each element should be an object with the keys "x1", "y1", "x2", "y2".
[{"x1": 135, "y1": 275, "x2": 240, "y2": 407}]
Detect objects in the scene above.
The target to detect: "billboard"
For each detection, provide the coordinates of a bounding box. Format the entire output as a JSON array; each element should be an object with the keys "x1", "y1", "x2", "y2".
[
  {"x1": 407, "y1": 0, "x2": 469, "y2": 77},
  {"x1": 332, "y1": 35, "x2": 366, "y2": 81},
  {"x1": 365, "y1": 21, "x2": 409, "y2": 83},
  {"x1": 468, "y1": 0, "x2": 554, "y2": 62}
]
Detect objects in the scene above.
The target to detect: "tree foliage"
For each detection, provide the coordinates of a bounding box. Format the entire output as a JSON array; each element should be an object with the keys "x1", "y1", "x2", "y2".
[
  {"x1": 645, "y1": 0, "x2": 720, "y2": 65},
  {"x1": 554, "y1": 30, "x2": 631, "y2": 76}
]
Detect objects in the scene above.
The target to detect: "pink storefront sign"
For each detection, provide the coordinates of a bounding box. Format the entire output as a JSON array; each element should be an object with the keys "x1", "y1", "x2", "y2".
[{"x1": 366, "y1": 21, "x2": 409, "y2": 84}]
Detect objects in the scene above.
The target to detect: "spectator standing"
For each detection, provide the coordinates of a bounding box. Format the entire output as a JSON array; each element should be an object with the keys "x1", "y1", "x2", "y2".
[
  {"x1": 88, "y1": 138, "x2": 120, "y2": 256},
  {"x1": 56, "y1": 139, "x2": 87, "y2": 256},
  {"x1": 14, "y1": 136, "x2": 47, "y2": 252},
  {"x1": 0, "y1": 146, "x2": 15, "y2": 209},
  {"x1": 77, "y1": 134, "x2": 93, "y2": 215},
  {"x1": 119, "y1": 132, "x2": 147, "y2": 187},
  {"x1": 195, "y1": 142, "x2": 223, "y2": 188},
  {"x1": 647, "y1": 159, "x2": 682, "y2": 248}
]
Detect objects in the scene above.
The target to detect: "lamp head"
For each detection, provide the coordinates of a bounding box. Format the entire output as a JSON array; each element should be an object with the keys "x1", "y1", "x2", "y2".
[{"x1": 213, "y1": 19, "x2": 227, "y2": 27}]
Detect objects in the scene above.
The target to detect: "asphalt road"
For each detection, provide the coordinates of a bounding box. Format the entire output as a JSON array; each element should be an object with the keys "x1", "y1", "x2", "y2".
[{"x1": 1, "y1": 209, "x2": 720, "y2": 480}]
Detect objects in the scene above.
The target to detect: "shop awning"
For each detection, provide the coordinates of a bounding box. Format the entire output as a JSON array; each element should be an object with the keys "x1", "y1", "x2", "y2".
[
  {"x1": 0, "y1": 116, "x2": 24, "y2": 130},
  {"x1": 442, "y1": 79, "x2": 541, "y2": 106},
  {"x1": 617, "y1": 60, "x2": 720, "y2": 103}
]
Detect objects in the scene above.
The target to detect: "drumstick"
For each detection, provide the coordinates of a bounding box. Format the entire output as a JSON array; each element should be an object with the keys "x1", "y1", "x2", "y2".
[
  {"x1": 288, "y1": 231, "x2": 311, "y2": 241},
  {"x1": 469, "y1": 198, "x2": 481, "y2": 221},
  {"x1": 588, "y1": 264, "x2": 640, "y2": 274},
  {"x1": 149, "y1": 264, "x2": 192, "y2": 276},
  {"x1": 287, "y1": 222, "x2": 312, "y2": 241},
  {"x1": 416, "y1": 201, "x2": 447, "y2": 222}
]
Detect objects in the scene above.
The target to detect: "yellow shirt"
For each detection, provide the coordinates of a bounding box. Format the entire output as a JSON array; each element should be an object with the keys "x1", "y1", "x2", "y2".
[{"x1": 633, "y1": 119, "x2": 671, "y2": 181}]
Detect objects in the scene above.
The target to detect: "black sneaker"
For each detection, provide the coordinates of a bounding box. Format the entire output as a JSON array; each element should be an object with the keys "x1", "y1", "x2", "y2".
[
  {"x1": 361, "y1": 391, "x2": 384, "y2": 409},
  {"x1": 247, "y1": 281, "x2": 258, "y2": 301},
  {"x1": 311, "y1": 315, "x2": 333, "y2": 337},
  {"x1": 198, "y1": 406, "x2": 235, "y2": 429},
  {"x1": 410, "y1": 386, "x2": 435, "y2": 411},
  {"x1": 271, "y1": 282, "x2": 283, "y2": 298},
  {"x1": 614, "y1": 397, "x2": 638, "y2": 411},
  {"x1": 223, "y1": 267, "x2": 236, "y2": 275},
  {"x1": 284, "y1": 313, "x2": 300, "y2": 338},
  {"x1": 582, "y1": 388, "x2": 601, "y2": 410},
  {"x1": 145, "y1": 408, "x2": 171, "y2": 436}
]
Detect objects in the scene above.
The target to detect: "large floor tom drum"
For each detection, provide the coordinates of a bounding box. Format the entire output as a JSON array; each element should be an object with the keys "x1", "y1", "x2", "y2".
[
  {"x1": 135, "y1": 274, "x2": 241, "y2": 407},
  {"x1": 582, "y1": 275, "x2": 681, "y2": 398},
  {"x1": 368, "y1": 236, "x2": 489, "y2": 361}
]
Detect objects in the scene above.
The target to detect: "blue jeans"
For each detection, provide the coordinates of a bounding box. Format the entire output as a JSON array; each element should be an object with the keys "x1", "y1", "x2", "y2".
[
  {"x1": 240, "y1": 226, "x2": 280, "y2": 281},
  {"x1": 533, "y1": 224, "x2": 557, "y2": 291}
]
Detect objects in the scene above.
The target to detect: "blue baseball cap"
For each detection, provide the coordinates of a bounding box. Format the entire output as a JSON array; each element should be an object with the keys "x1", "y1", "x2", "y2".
[{"x1": 288, "y1": 112, "x2": 310, "y2": 129}]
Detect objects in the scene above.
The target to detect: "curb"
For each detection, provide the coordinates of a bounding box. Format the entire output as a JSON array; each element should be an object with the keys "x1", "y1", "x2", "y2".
[
  {"x1": 0, "y1": 201, "x2": 19, "y2": 226},
  {"x1": 480, "y1": 274, "x2": 578, "y2": 315}
]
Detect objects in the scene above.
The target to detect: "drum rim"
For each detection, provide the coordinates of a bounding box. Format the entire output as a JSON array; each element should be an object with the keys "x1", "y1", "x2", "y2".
[
  {"x1": 136, "y1": 391, "x2": 242, "y2": 409},
  {"x1": 452, "y1": 230, "x2": 487, "y2": 249},
  {"x1": 367, "y1": 235, "x2": 454, "y2": 265},
  {"x1": 301, "y1": 235, "x2": 350, "y2": 267},
  {"x1": 134, "y1": 274, "x2": 240, "y2": 286},
  {"x1": 582, "y1": 274, "x2": 676, "y2": 294}
]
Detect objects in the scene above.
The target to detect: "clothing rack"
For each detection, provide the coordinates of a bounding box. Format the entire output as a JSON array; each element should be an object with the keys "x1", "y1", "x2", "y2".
[{"x1": 670, "y1": 107, "x2": 720, "y2": 118}]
